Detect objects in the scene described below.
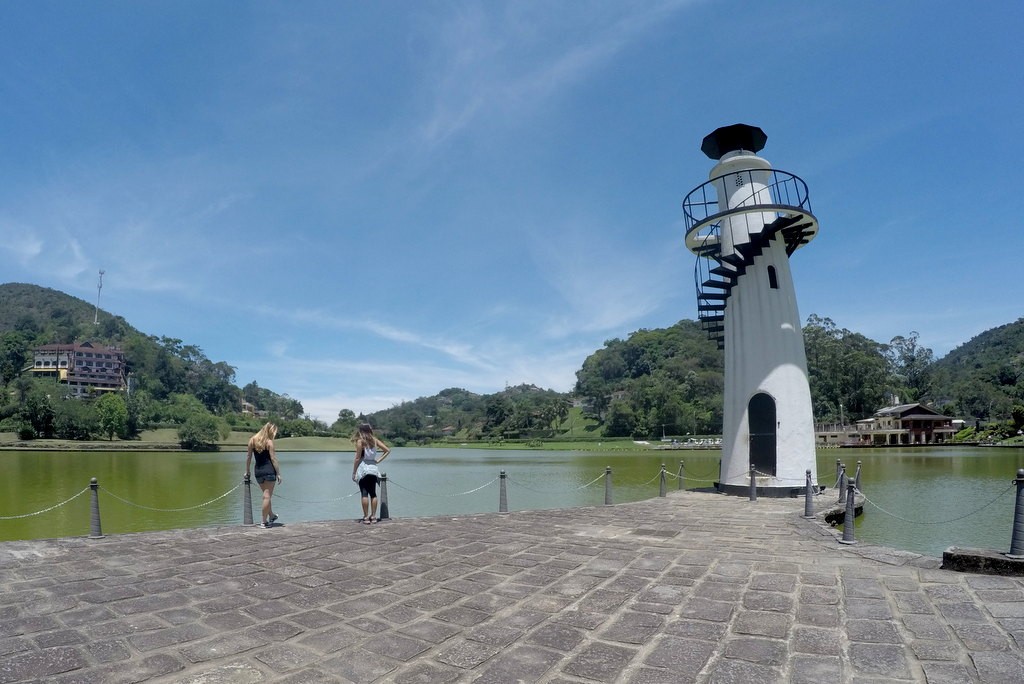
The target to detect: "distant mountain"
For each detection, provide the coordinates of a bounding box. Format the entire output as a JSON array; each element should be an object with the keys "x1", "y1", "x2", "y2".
[
  {"x1": 0, "y1": 282, "x2": 137, "y2": 345},
  {"x1": 0, "y1": 282, "x2": 302, "y2": 420},
  {"x1": 4, "y1": 282, "x2": 1021, "y2": 439},
  {"x1": 930, "y1": 317, "x2": 1024, "y2": 421}
]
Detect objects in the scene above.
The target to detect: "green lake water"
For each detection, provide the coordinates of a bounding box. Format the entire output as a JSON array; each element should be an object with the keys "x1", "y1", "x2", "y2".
[{"x1": 1, "y1": 446, "x2": 1021, "y2": 559}]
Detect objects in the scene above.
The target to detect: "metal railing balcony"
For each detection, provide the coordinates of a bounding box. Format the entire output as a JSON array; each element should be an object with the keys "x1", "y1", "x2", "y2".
[
  {"x1": 684, "y1": 166, "x2": 811, "y2": 239},
  {"x1": 683, "y1": 169, "x2": 817, "y2": 350}
]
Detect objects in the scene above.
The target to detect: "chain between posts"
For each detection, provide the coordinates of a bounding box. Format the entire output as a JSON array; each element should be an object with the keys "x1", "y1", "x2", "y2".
[
  {"x1": 857, "y1": 483, "x2": 1016, "y2": 526},
  {"x1": 0, "y1": 487, "x2": 90, "y2": 520},
  {"x1": 274, "y1": 492, "x2": 360, "y2": 504},
  {"x1": 387, "y1": 477, "x2": 498, "y2": 498},
  {"x1": 506, "y1": 472, "x2": 606, "y2": 493},
  {"x1": 100, "y1": 484, "x2": 241, "y2": 512}
]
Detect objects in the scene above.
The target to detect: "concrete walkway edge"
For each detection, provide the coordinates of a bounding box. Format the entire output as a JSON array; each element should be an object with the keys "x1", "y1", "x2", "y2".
[{"x1": 1, "y1": 491, "x2": 1022, "y2": 683}]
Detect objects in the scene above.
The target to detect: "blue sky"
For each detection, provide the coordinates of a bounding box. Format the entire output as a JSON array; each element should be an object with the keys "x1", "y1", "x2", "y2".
[{"x1": 2, "y1": 1, "x2": 1021, "y2": 422}]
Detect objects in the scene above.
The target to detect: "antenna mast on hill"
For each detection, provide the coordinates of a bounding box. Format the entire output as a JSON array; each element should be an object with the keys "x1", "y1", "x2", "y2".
[{"x1": 93, "y1": 269, "x2": 105, "y2": 325}]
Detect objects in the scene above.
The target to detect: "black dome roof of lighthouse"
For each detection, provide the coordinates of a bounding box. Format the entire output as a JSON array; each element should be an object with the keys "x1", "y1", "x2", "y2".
[{"x1": 701, "y1": 124, "x2": 767, "y2": 160}]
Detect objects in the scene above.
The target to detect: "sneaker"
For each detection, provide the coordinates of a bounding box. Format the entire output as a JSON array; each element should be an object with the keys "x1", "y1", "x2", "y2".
[
  {"x1": 269, "y1": 514, "x2": 278, "y2": 523},
  {"x1": 260, "y1": 522, "x2": 271, "y2": 529}
]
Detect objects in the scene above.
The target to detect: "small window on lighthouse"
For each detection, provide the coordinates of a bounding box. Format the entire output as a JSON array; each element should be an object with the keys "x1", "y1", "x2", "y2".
[{"x1": 768, "y1": 265, "x2": 779, "y2": 289}]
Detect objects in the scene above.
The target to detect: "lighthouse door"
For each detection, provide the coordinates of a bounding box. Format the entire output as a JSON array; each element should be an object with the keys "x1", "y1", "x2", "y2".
[{"x1": 748, "y1": 393, "x2": 777, "y2": 477}]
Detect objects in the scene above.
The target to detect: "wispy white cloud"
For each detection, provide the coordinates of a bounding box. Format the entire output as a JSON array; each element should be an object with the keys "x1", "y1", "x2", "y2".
[
  {"x1": 246, "y1": 336, "x2": 589, "y2": 422},
  {"x1": 254, "y1": 304, "x2": 501, "y2": 372},
  {"x1": 0, "y1": 221, "x2": 90, "y2": 284},
  {"x1": 415, "y1": 1, "x2": 692, "y2": 147},
  {"x1": 0, "y1": 221, "x2": 44, "y2": 265},
  {"x1": 0, "y1": 156, "x2": 268, "y2": 300},
  {"x1": 525, "y1": 216, "x2": 684, "y2": 338}
]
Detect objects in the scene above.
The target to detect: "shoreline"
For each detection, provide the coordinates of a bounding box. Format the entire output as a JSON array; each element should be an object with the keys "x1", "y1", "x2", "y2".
[{"x1": 3, "y1": 426, "x2": 1020, "y2": 453}]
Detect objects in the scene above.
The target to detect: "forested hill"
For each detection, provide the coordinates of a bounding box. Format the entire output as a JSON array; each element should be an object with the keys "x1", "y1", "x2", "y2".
[
  {"x1": 572, "y1": 320, "x2": 724, "y2": 438},
  {"x1": 0, "y1": 282, "x2": 138, "y2": 347},
  {"x1": 0, "y1": 282, "x2": 303, "y2": 424},
  {"x1": 364, "y1": 315, "x2": 1024, "y2": 442},
  {"x1": 930, "y1": 317, "x2": 1024, "y2": 421},
  {"x1": 3, "y1": 282, "x2": 1022, "y2": 444}
]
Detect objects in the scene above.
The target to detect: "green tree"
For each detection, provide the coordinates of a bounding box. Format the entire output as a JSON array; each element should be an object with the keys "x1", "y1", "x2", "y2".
[
  {"x1": 20, "y1": 382, "x2": 57, "y2": 439},
  {"x1": 554, "y1": 397, "x2": 570, "y2": 428},
  {"x1": 194, "y1": 360, "x2": 240, "y2": 414},
  {"x1": 1011, "y1": 404, "x2": 1024, "y2": 432},
  {"x1": 53, "y1": 397, "x2": 98, "y2": 440},
  {"x1": 124, "y1": 389, "x2": 151, "y2": 437},
  {"x1": 332, "y1": 408, "x2": 358, "y2": 435},
  {"x1": 161, "y1": 393, "x2": 209, "y2": 424},
  {"x1": 604, "y1": 401, "x2": 636, "y2": 437},
  {"x1": 484, "y1": 396, "x2": 512, "y2": 434},
  {"x1": 803, "y1": 315, "x2": 889, "y2": 423},
  {"x1": 0, "y1": 331, "x2": 29, "y2": 384},
  {"x1": 886, "y1": 331, "x2": 934, "y2": 402},
  {"x1": 178, "y1": 412, "x2": 222, "y2": 450},
  {"x1": 96, "y1": 392, "x2": 129, "y2": 440}
]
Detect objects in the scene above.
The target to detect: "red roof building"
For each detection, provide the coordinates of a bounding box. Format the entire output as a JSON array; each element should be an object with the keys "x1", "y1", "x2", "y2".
[{"x1": 31, "y1": 341, "x2": 126, "y2": 397}]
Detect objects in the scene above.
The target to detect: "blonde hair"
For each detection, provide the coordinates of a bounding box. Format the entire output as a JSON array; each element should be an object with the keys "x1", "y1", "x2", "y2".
[{"x1": 251, "y1": 422, "x2": 277, "y2": 452}]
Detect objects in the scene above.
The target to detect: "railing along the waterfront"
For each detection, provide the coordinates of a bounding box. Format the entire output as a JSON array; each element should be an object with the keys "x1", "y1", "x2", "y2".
[
  {"x1": 825, "y1": 461, "x2": 1023, "y2": 553},
  {"x1": 4, "y1": 467, "x2": 1024, "y2": 561}
]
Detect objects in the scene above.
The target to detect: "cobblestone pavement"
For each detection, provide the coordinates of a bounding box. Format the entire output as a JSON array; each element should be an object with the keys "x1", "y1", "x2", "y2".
[{"x1": 1, "y1": 491, "x2": 1023, "y2": 683}]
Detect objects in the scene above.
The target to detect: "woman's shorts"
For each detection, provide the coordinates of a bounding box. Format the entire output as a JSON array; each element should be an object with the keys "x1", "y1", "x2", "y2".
[
  {"x1": 359, "y1": 474, "x2": 379, "y2": 498},
  {"x1": 256, "y1": 474, "x2": 277, "y2": 484}
]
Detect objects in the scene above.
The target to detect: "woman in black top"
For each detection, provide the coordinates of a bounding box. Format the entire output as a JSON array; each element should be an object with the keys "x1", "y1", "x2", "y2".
[{"x1": 245, "y1": 422, "x2": 282, "y2": 528}]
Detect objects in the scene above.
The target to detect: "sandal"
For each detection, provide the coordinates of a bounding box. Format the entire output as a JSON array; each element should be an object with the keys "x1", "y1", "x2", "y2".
[
  {"x1": 359, "y1": 517, "x2": 370, "y2": 524},
  {"x1": 368, "y1": 517, "x2": 377, "y2": 524}
]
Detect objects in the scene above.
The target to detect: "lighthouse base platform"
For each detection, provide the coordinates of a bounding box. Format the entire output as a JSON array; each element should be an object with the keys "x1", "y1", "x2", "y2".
[{"x1": 715, "y1": 482, "x2": 823, "y2": 498}]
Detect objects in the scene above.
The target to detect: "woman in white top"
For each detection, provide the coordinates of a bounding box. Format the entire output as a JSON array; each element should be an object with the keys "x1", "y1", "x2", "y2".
[{"x1": 352, "y1": 423, "x2": 390, "y2": 523}]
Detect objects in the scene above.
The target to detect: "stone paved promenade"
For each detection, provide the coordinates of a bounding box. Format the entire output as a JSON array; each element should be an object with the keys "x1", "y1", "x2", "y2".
[{"x1": 2, "y1": 491, "x2": 1023, "y2": 683}]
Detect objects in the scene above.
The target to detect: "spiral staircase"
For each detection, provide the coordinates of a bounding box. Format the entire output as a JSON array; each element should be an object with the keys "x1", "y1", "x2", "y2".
[{"x1": 683, "y1": 169, "x2": 818, "y2": 350}]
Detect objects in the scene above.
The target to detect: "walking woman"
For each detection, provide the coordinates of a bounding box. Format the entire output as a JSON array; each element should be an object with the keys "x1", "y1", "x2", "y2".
[
  {"x1": 352, "y1": 423, "x2": 390, "y2": 523},
  {"x1": 246, "y1": 422, "x2": 282, "y2": 529}
]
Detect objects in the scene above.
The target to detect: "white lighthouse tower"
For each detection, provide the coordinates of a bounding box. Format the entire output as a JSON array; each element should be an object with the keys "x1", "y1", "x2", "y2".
[{"x1": 683, "y1": 124, "x2": 819, "y2": 496}]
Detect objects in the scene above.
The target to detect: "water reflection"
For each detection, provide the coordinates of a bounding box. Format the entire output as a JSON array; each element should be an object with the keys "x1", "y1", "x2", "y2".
[
  {"x1": 841, "y1": 447, "x2": 1022, "y2": 557},
  {"x1": 1, "y1": 446, "x2": 1020, "y2": 558}
]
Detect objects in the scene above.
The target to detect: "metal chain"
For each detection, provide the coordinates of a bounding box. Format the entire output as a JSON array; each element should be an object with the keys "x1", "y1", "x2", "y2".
[
  {"x1": 503, "y1": 477, "x2": 551, "y2": 493},
  {"x1": 388, "y1": 477, "x2": 498, "y2": 498},
  {"x1": 680, "y1": 466, "x2": 719, "y2": 480},
  {"x1": 507, "y1": 471, "x2": 608, "y2": 493},
  {"x1": 0, "y1": 487, "x2": 90, "y2": 520},
  {"x1": 639, "y1": 471, "x2": 663, "y2": 486},
  {"x1": 716, "y1": 467, "x2": 809, "y2": 484},
  {"x1": 751, "y1": 468, "x2": 808, "y2": 483},
  {"x1": 100, "y1": 484, "x2": 240, "y2": 512},
  {"x1": 574, "y1": 472, "x2": 607, "y2": 490},
  {"x1": 275, "y1": 491, "x2": 359, "y2": 504},
  {"x1": 857, "y1": 483, "x2": 1016, "y2": 525}
]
